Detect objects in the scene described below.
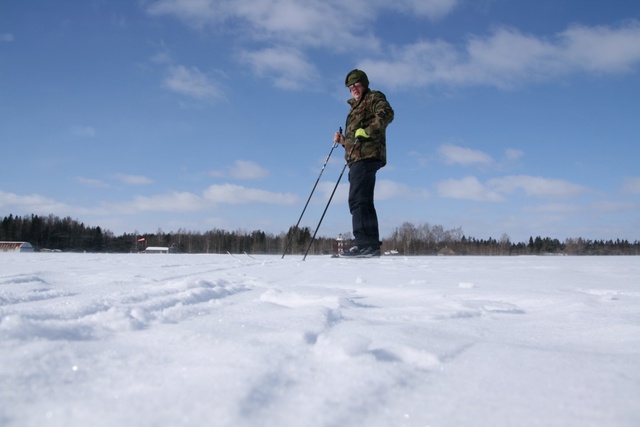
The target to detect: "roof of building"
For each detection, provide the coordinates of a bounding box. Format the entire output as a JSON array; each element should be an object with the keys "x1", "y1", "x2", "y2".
[
  {"x1": 0, "y1": 241, "x2": 34, "y2": 251},
  {"x1": 144, "y1": 246, "x2": 169, "y2": 252}
]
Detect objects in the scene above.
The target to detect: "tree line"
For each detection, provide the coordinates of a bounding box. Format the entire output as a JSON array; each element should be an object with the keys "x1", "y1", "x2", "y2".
[
  {"x1": 0, "y1": 214, "x2": 333, "y2": 255},
  {"x1": 2, "y1": 214, "x2": 639, "y2": 255}
]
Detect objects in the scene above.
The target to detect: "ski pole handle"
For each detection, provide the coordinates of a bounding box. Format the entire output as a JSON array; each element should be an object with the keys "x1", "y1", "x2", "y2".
[{"x1": 334, "y1": 127, "x2": 344, "y2": 147}]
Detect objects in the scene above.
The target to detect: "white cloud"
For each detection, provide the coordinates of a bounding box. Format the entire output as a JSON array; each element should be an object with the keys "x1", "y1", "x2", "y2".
[
  {"x1": 146, "y1": 2, "x2": 639, "y2": 91},
  {"x1": 376, "y1": 179, "x2": 429, "y2": 200},
  {"x1": 239, "y1": 47, "x2": 318, "y2": 90},
  {"x1": 439, "y1": 144, "x2": 493, "y2": 166},
  {"x1": 407, "y1": 150, "x2": 432, "y2": 167},
  {"x1": 146, "y1": 0, "x2": 225, "y2": 29},
  {"x1": 621, "y1": 177, "x2": 640, "y2": 194},
  {"x1": 147, "y1": 0, "x2": 380, "y2": 51},
  {"x1": 312, "y1": 177, "x2": 423, "y2": 206},
  {"x1": 437, "y1": 176, "x2": 504, "y2": 202},
  {"x1": 146, "y1": 0, "x2": 461, "y2": 89},
  {"x1": 163, "y1": 65, "x2": 224, "y2": 101},
  {"x1": 233, "y1": 0, "x2": 352, "y2": 47},
  {"x1": 114, "y1": 174, "x2": 154, "y2": 185},
  {"x1": 151, "y1": 50, "x2": 172, "y2": 64},
  {"x1": 120, "y1": 192, "x2": 205, "y2": 213},
  {"x1": 228, "y1": 160, "x2": 270, "y2": 180},
  {"x1": 317, "y1": 181, "x2": 349, "y2": 204},
  {"x1": 203, "y1": 184, "x2": 297, "y2": 205},
  {"x1": 381, "y1": 0, "x2": 459, "y2": 20},
  {"x1": 152, "y1": 0, "x2": 387, "y2": 95},
  {"x1": 591, "y1": 201, "x2": 637, "y2": 213},
  {"x1": 146, "y1": 0, "x2": 459, "y2": 32},
  {"x1": 208, "y1": 169, "x2": 224, "y2": 178},
  {"x1": 361, "y1": 21, "x2": 640, "y2": 89},
  {"x1": 110, "y1": 187, "x2": 301, "y2": 214},
  {"x1": 488, "y1": 175, "x2": 590, "y2": 199},
  {"x1": 210, "y1": 160, "x2": 270, "y2": 180},
  {"x1": 0, "y1": 33, "x2": 14, "y2": 42},
  {"x1": 437, "y1": 175, "x2": 590, "y2": 202},
  {"x1": 504, "y1": 148, "x2": 524, "y2": 161},
  {"x1": 561, "y1": 23, "x2": 640, "y2": 73},
  {"x1": 0, "y1": 190, "x2": 72, "y2": 214},
  {"x1": 523, "y1": 203, "x2": 581, "y2": 214},
  {"x1": 77, "y1": 177, "x2": 109, "y2": 188}
]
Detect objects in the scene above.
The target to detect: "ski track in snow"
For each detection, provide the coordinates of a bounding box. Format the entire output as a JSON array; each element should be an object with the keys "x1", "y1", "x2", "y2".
[{"x1": 0, "y1": 253, "x2": 639, "y2": 427}]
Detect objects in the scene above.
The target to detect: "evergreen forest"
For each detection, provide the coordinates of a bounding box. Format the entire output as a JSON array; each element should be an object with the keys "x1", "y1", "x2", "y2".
[{"x1": 1, "y1": 213, "x2": 639, "y2": 256}]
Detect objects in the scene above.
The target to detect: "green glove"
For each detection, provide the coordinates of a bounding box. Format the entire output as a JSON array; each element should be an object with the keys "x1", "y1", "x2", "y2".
[{"x1": 354, "y1": 128, "x2": 370, "y2": 139}]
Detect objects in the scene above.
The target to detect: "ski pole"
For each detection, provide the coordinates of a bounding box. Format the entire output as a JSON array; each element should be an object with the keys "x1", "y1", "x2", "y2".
[
  {"x1": 302, "y1": 138, "x2": 359, "y2": 261},
  {"x1": 282, "y1": 128, "x2": 342, "y2": 258}
]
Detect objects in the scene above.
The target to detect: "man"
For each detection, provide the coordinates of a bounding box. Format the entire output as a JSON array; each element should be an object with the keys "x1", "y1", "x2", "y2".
[{"x1": 333, "y1": 69, "x2": 394, "y2": 258}]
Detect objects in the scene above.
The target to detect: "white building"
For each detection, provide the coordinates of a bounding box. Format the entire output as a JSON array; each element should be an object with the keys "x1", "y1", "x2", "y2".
[
  {"x1": 143, "y1": 246, "x2": 170, "y2": 254},
  {"x1": 0, "y1": 241, "x2": 35, "y2": 253}
]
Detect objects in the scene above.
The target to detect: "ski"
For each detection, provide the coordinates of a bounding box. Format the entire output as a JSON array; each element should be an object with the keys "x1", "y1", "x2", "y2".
[{"x1": 337, "y1": 254, "x2": 380, "y2": 259}]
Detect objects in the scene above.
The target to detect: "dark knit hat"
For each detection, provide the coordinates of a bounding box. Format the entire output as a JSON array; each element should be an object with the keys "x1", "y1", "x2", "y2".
[{"x1": 345, "y1": 69, "x2": 369, "y2": 88}]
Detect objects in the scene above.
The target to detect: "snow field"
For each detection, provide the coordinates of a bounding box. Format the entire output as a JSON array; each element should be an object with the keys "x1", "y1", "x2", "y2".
[{"x1": 1, "y1": 253, "x2": 639, "y2": 427}]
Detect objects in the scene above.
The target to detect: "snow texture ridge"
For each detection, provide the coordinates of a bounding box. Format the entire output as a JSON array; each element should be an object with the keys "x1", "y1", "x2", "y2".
[{"x1": 0, "y1": 253, "x2": 639, "y2": 427}]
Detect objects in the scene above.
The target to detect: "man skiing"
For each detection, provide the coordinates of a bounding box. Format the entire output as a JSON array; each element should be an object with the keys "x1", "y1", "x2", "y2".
[{"x1": 333, "y1": 69, "x2": 394, "y2": 257}]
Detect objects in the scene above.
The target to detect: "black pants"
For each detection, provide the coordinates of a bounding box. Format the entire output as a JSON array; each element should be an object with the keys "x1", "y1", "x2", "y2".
[{"x1": 348, "y1": 159, "x2": 383, "y2": 248}]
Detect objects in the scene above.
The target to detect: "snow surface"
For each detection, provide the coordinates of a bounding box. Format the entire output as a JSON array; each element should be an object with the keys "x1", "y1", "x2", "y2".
[{"x1": 1, "y1": 253, "x2": 639, "y2": 427}]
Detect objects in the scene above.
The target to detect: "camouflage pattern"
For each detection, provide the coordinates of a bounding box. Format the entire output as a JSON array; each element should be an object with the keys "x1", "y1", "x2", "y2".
[
  {"x1": 344, "y1": 89, "x2": 394, "y2": 166},
  {"x1": 345, "y1": 69, "x2": 369, "y2": 88}
]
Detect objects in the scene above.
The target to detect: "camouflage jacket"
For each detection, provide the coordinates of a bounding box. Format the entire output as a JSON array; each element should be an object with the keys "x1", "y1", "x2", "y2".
[{"x1": 344, "y1": 89, "x2": 394, "y2": 167}]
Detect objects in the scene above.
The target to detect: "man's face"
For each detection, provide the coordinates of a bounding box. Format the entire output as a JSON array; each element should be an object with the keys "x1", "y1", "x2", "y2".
[{"x1": 349, "y1": 82, "x2": 364, "y2": 99}]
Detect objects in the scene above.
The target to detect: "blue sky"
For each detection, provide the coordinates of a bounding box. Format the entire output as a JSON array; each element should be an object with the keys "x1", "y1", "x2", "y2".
[{"x1": 2, "y1": 0, "x2": 640, "y2": 243}]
